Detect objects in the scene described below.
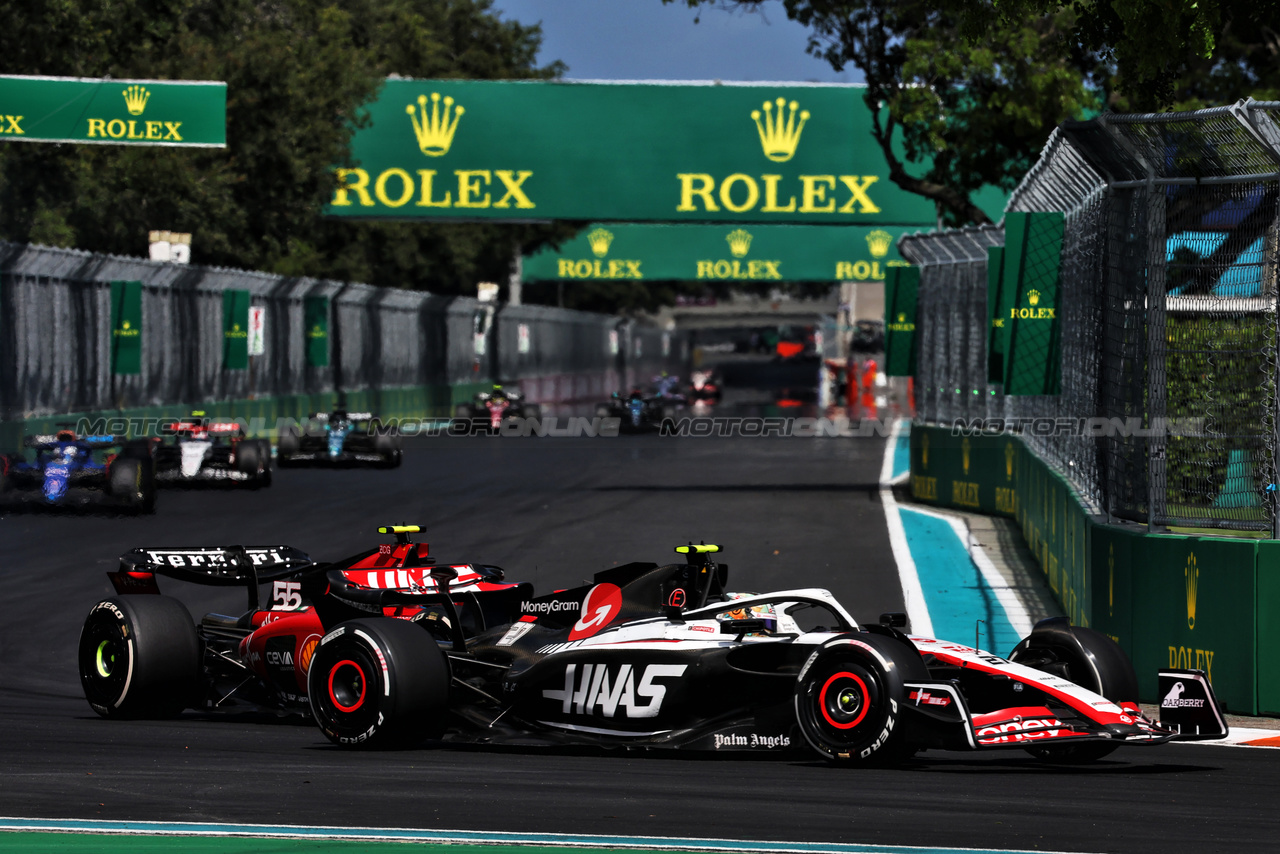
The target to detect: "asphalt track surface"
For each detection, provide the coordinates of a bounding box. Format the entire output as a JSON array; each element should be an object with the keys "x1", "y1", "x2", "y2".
[{"x1": 1, "y1": 423, "x2": 1277, "y2": 853}]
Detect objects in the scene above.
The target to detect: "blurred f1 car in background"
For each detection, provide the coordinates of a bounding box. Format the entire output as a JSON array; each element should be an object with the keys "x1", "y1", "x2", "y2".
[
  {"x1": 597, "y1": 388, "x2": 670, "y2": 432},
  {"x1": 276, "y1": 410, "x2": 401, "y2": 468},
  {"x1": 301, "y1": 543, "x2": 1227, "y2": 762},
  {"x1": 687, "y1": 369, "x2": 722, "y2": 401},
  {"x1": 0, "y1": 429, "x2": 156, "y2": 512},
  {"x1": 456, "y1": 384, "x2": 541, "y2": 431},
  {"x1": 152, "y1": 414, "x2": 272, "y2": 488},
  {"x1": 77, "y1": 525, "x2": 527, "y2": 720}
]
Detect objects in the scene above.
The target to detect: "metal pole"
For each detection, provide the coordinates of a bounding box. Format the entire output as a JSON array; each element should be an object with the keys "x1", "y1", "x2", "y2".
[
  {"x1": 508, "y1": 238, "x2": 522, "y2": 306},
  {"x1": 1145, "y1": 182, "x2": 1168, "y2": 531}
]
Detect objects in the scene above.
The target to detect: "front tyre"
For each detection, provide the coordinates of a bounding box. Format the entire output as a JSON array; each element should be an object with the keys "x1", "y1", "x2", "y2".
[
  {"x1": 78, "y1": 596, "x2": 200, "y2": 719},
  {"x1": 795, "y1": 641, "x2": 911, "y2": 765},
  {"x1": 308, "y1": 618, "x2": 450, "y2": 749},
  {"x1": 1011, "y1": 620, "x2": 1136, "y2": 764}
]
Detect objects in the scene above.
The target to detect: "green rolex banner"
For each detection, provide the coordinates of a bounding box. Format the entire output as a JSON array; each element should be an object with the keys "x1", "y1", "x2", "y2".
[
  {"x1": 304, "y1": 296, "x2": 330, "y2": 367},
  {"x1": 0, "y1": 75, "x2": 226, "y2": 147},
  {"x1": 884, "y1": 264, "x2": 919, "y2": 377},
  {"x1": 987, "y1": 245, "x2": 1006, "y2": 384},
  {"x1": 109, "y1": 280, "x2": 143, "y2": 375},
  {"x1": 1000, "y1": 212, "x2": 1064, "y2": 395},
  {"x1": 328, "y1": 79, "x2": 1007, "y2": 225},
  {"x1": 522, "y1": 223, "x2": 918, "y2": 283},
  {"x1": 222, "y1": 290, "x2": 250, "y2": 370}
]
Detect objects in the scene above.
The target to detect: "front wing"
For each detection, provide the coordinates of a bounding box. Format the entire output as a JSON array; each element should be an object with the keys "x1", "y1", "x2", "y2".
[{"x1": 897, "y1": 668, "x2": 1227, "y2": 752}]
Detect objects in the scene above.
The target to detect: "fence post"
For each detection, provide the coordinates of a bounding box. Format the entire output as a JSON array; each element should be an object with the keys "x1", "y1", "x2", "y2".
[{"x1": 1145, "y1": 181, "x2": 1168, "y2": 532}]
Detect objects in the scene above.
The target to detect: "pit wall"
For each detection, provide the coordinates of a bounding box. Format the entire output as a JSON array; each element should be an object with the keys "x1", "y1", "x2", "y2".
[{"x1": 909, "y1": 424, "x2": 1278, "y2": 716}]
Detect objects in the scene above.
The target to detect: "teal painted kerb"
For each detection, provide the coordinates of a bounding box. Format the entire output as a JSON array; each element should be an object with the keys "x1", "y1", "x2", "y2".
[
  {"x1": 0, "y1": 817, "x2": 1087, "y2": 854},
  {"x1": 899, "y1": 507, "x2": 1019, "y2": 655}
]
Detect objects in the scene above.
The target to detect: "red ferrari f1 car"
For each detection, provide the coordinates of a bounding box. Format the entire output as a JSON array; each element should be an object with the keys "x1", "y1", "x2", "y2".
[{"x1": 78, "y1": 526, "x2": 527, "y2": 719}]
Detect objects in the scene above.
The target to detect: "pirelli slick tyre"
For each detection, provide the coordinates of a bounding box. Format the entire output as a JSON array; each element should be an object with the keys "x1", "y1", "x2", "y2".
[
  {"x1": 372, "y1": 433, "x2": 402, "y2": 468},
  {"x1": 794, "y1": 636, "x2": 914, "y2": 765},
  {"x1": 108, "y1": 456, "x2": 156, "y2": 513},
  {"x1": 276, "y1": 427, "x2": 301, "y2": 466},
  {"x1": 78, "y1": 596, "x2": 200, "y2": 719},
  {"x1": 308, "y1": 618, "x2": 450, "y2": 749},
  {"x1": 235, "y1": 439, "x2": 269, "y2": 488},
  {"x1": 1010, "y1": 620, "x2": 1137, "y2": 764}
]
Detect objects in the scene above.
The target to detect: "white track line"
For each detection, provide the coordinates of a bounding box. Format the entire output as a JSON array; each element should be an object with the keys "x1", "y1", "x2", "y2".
[{"x1": 880, "y1": 419, "x2": 933, "y2": 637}]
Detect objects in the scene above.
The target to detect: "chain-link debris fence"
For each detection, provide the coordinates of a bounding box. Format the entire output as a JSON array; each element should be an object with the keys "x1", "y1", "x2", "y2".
[
  {"x1": 901, "y1": 99, "x2": 1280, "y2": 533},
  {"x1": 0, "y1": 242, "x2": 687, "y2": 422}
]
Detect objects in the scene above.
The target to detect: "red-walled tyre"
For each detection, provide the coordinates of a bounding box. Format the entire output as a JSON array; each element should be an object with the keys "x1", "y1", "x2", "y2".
[
  {"x1": 794, "y1": 635, "x2": 914, "y2": 765},
  {"x1": 308, "y1": 618, "x2": 449, "y2": 748}
]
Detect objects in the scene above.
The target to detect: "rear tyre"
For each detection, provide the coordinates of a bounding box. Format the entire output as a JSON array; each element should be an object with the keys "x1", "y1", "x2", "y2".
[
  {"x1": 276, "y1": 427, "x2": 301, "y2": 466},
  {"x1": 78, "y1": 596, "x2": 200, "y2": 718},
  {"x1": 108, "y1": 457, "x2": 156, "y2": 513},
  {"x1": 235, "y1": 439, "x2": 267, "y2": 488},
  {"x1": 795, "y1": 639, "x2": 912, "y2": 765},
  {"x1": 308, "y1": 618, "x2": 450, "y2": 748},
  {"x1": 373, "y1": 433, "x2": 402, "y2": 468},
  {"x1": 1010, "y1": 621, "x2": 1136, "y2": 764}
]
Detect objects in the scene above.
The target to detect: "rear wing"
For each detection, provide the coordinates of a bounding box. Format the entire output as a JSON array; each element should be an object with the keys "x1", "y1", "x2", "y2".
[{"x1": 111, "y1": 546, "x2": 315, "y2": 610}]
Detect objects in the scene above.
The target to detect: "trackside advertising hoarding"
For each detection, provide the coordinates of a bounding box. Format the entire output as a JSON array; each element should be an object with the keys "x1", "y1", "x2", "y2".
[
  {"x1": 0, "y1": 75, "x2": 226, "y2": 147},
  {"x1": 327, "y1": 79, "x2": 1005, "y2": 224},
  {"x1": 523, "y1": 224, "x2": 915, "y2": 282}
]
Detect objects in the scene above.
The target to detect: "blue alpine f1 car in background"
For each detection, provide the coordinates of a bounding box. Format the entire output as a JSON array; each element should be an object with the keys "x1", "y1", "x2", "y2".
[{"x1": 0, "y1": 429, "x2": 156, "y2": 512}]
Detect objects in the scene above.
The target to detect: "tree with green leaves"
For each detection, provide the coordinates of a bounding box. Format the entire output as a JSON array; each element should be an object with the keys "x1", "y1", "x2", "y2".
[{"x1": 0, "y1": 0, "x2": 576, "y2": 294}]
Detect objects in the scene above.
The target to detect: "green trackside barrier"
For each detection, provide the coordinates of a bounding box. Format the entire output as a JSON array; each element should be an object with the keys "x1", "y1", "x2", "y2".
[
  {"x1": 1256, "y1": 541, "x2": 1280, "y2": 714},
  {"x1": 1130, "y1": 534, "x2": 1257, "y2": 713},
  {"x1": 909, "y1": 427, "x2": 1018, "y2": 518},
  {"x1": 908, "y1": 423, "x2": 1269, "y2": 712}
]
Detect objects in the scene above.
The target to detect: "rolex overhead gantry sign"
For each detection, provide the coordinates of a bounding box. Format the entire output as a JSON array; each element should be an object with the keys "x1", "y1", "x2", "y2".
[
  {"x1": 0, "y1": 75, "x2": 226, "y2": 147},
  {"x1": 523, "y1": 224, "x2": 913, "y2": 282},
  {"x1": 328, "y1": 80, "x2": 947, "y2": 224}
]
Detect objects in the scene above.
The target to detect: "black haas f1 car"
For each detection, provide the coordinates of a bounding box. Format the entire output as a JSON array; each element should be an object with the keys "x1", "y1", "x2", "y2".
[
  {"x1": 305, "y1": 544, "x2": 1227, "y2": 762},
  {"x1": 152, "y1": 414, "x2": 272, "y2": 488},
  {"x1": 276, "y1": 410, "x2": 402, "y2": 467},
  {"x1": 78, "y1": 526, "x2": 527, "y2": 720}
]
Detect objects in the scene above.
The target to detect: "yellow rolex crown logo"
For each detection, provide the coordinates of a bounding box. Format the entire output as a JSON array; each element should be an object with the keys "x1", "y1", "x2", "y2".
[
  {"x1": 1028, "y1": 289, "x2": 1041, "y2": 306},
  {"x1": 123, "y1": 84, "x2": 150, "y2": 116},
  {"x1": 751, "y1": 97, "x2": 809, "y2": 163},
  {"x1": 122, "y1": 320, "x2": 131, "y2": 330},
  {"x1": 1005, "y1": 441, "x2": 1014, "y2": 479},
  {"x1": 726, "y1": 229, "x2": 753, "y2": 258},
  {"x1": 587, "y1": 228, "x2": 614, "y2": 258},
  {"x1": 1185, "y1": 552, "x2": 1199, "y2": 630},
  {"x1": 897, "y1": 313, "x2": 906, "y2": 323},
  {"x1": 962, "y1": 437, "x2": 971, "y2": 475},
  {"x1": 866, "y1": 229, "x2": 893, "y2": 258},
  {"x1": 406, "y1": 92, "x2": 464, "y2": 157}
]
